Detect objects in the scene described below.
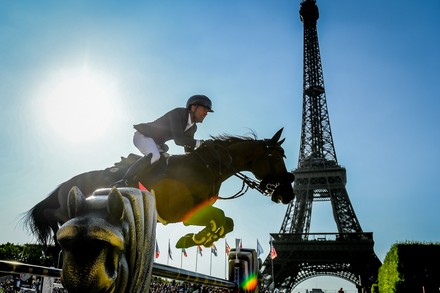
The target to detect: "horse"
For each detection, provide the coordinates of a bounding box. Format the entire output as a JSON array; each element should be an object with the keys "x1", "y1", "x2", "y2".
[
  {"x1": 24, "y1": 128, "x2": 295, "y2": 249},
  {"x1": 57, "y1": 186, "x2": 157, "y2": 293}
]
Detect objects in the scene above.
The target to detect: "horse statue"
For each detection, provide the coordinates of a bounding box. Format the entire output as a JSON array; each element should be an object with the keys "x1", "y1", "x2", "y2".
[
  {"x1": 25, "y1": 128, "x2": 294, "y2": 249},
  {"x1": 56, "y1": 186, "x2": 157, "y2": 293}
]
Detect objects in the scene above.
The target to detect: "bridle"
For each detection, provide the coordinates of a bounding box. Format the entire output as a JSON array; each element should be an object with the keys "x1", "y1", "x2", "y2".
[{"x1": 194, "y1": 140, "x2": 288, "y2": 200}]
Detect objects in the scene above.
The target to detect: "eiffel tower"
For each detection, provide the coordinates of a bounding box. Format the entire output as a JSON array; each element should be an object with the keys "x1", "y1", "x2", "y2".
[{"x1": 261, "y1": 1, "x2": 381, "y2": 292}]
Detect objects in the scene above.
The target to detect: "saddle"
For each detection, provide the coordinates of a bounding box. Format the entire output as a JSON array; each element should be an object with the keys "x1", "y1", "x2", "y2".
[
  {"x1": 104, "y1": 153, "x2": 168, "y2": 188},
  {"x1": 103, "y1": 154, "x2": 140, "y2": 177}
]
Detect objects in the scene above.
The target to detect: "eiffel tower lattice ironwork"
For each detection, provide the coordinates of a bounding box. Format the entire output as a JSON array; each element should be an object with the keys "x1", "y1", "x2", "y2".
[{"x1": 261, "y1": 1, "x2": 381, "y2": 292}]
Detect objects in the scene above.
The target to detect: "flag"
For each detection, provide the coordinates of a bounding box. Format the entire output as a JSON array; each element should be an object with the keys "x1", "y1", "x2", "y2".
[
  {"x1": 168, "y1": 240, "x2": 173, "y2": 260},
  {"x1": 182, "y1": 248, "x2": 188, "y2": 257},
  {"x1": 155, "y1": 240, "x2": 160, "y2": 259},
  {"x1": 257, "y1": 239, "x2": 264, "y2": 257},
  {"x1": 225, "y1": 240, "x2": 231, "y2": 255},
  {"x1": 270, "y1": 242, "x2": 278, "y2": 260},
  {"x1": 211, "y1": 244, "x2": 218, "y2": 257},
  {"x1": 197, "y1": 245, "x2": 203, "y2": 257}
]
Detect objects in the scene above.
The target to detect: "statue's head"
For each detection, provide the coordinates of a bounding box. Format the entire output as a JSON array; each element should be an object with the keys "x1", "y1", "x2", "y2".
[{"x1": 57, "y1": 187, "x2": 156, "y2": 293}]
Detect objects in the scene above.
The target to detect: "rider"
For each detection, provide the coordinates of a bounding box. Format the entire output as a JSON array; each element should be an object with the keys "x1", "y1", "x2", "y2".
[{"x1": 114, "y1": 94, "x2": 214, "y2": 187}]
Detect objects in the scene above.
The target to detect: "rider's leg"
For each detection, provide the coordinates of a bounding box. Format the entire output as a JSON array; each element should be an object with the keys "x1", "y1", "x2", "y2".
[
  {"x1": 122, "y1": 153, "x2": 153, "y2": 182},
  {"x1": 113, "y1": 132, "x2": 160, "y2": 187},
  {"x1": 133, "y1": 131, "x2": 161, "y2": 163}
]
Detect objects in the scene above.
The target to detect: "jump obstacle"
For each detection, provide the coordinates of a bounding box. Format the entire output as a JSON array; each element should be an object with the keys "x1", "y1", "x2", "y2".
[{"x1": 2, "y1": 188, "x2": 260, "y2": 292}]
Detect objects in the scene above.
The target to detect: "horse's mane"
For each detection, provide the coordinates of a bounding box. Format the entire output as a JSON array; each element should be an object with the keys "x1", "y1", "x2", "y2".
[{"x1": 210, "y1": 131, "x2": 258, "y2": 143}]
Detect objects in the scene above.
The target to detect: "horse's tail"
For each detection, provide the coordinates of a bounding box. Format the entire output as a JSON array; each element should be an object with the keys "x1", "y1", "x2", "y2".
[{"x1": 22, "y1": 185, "x2": 62, "y2": 246}]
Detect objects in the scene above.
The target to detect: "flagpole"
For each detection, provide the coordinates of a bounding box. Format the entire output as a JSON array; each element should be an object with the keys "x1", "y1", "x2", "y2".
[
  {"x1": 155, "y1": 239, "x2": 159, "y2": 262},
  {"x1": 195, "y1": 246, "x2": 198, "y2": 272},
  {"x1": 270, "y1": 237, "x2": 275, "y2": 289},
  {"x1": 210, "y1": 246, "x2": 213, "y2": 275},
  {"x1": 167, "y1": 239, "x2": 170, "y2": 265},
  {"x1": 224, "y1": 239, "x2": 227, "y2": 279}
]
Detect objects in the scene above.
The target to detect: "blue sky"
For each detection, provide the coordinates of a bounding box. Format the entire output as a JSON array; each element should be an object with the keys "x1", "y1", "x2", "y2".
[{"x1": 1, "y1": 0, "x2": 439, "y2": 291}]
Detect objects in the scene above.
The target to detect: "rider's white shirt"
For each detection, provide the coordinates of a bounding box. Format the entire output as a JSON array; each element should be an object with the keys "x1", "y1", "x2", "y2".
[{"x1": 185, "y1": 113, "x2": 194, "y2": 132}]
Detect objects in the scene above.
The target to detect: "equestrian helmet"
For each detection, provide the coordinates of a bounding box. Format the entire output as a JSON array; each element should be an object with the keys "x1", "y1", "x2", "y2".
[{"x1": 186, "y1": 95, "x2": 214, "y2": 112}]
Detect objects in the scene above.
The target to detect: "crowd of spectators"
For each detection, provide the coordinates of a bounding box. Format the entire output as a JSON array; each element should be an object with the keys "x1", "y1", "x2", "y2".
[
  {"x1": 1, "y1": 276, "x2": 47, "y2": 293},
  {"x1": 0, "y1": 277, "x2": 286, "y2": 293},
  {"x1": 0, "y1": 276, "x2": 236, "y2": 293},
  {"x1": 0, "y1": 279, "x2": 14, "y2": 293},
  {"x1": 149, "y1": 277, "x2": 233, "y2": 293}
]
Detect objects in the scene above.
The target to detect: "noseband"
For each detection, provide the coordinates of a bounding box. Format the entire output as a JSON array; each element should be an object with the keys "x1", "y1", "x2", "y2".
[{"x1": 258, "y1": 172, "x2": 295, "y2": 194}]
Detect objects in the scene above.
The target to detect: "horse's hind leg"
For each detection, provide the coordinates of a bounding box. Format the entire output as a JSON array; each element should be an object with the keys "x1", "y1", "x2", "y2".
[{"x1": 176, "y1": 206, "x2": 234, "y2": 248}]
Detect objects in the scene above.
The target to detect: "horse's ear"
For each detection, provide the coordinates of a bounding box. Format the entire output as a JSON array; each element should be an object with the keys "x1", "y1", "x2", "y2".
[
  {"x1": 278, "y1": 138, "x2": 285, "y2": 145},
  {"x1": 67, "y1": 186, "x2": 86, "y2": 219},
  {"x1": 108, "y1": 187, "x2": 125, "y2": 223},
  {"x1": 271, "y1": 128, "x2": 284, "y2": 143}
]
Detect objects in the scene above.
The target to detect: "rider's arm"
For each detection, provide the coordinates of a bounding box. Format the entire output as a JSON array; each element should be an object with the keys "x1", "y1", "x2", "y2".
[{"x1": 168, "y1": 108, "x2": 198, "y2": 150}]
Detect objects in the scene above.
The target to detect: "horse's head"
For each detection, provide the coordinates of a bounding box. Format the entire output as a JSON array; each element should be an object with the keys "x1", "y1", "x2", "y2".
[
  {"x1": 252, "y1": 128, "x2": 295, "y2": 204},
  {"x1": 57, "y1": 186, "x2": 156, "y2": 293}
]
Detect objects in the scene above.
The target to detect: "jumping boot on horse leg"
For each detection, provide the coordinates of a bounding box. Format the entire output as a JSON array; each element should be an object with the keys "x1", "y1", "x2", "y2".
[
  {"x1": 112, "y1": 154, "x2": 153, "y2": 187},
  {"x1": 176, "y1": 218, "x2": 233, "y2": 248}
]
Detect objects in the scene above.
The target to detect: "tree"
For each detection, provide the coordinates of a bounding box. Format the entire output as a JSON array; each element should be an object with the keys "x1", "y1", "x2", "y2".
[
  {"x1": 0, "y1": 243, "x2": 58, "y2": 267},
  {"x1": 378, "y1": 242, "x2": 440, "y2": 293}
]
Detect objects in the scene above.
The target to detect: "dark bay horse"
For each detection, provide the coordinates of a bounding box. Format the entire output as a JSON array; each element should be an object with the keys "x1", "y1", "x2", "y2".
[{"x1": 25, "y1": 128, "x2": 294, "y2": 248}]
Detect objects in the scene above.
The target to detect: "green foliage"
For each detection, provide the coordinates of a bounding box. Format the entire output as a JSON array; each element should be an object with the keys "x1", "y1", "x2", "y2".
[
  {"x1": 378, "y1": 244, "x2": 402, "y2": 293},
  {"x1": 378, "y1": 242, "x2": 440, "y2": 293},
  {"x1": 0, "y1": 243, "x2": 22, "y2": 261},
  {"x1": 0, "y1": 243, "x2": 58, "y2": 267}
]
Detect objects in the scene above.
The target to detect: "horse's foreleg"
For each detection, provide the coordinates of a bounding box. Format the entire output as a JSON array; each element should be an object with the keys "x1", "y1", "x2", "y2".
[{"x1": 176, "y1": 206, "x2": 234, "y2": 248}]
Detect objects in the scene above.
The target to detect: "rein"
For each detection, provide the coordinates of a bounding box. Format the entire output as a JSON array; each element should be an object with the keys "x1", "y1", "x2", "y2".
[{"x1": 217, "y1": 172, "x2": 267, "y2": 200}]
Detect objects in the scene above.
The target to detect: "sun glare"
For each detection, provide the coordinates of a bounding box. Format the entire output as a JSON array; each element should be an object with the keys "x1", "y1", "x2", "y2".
[{"x1": 40, "y1": 68, "x2": 119, "y2": 144}]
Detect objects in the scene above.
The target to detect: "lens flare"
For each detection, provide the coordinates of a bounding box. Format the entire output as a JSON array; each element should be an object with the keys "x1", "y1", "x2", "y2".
[
  {"x1": 181, "y1": 196, "x2": 218, "y2": 222},
  {"x1": 241, "y1": 273, "x2": 258, "y2": 291}
]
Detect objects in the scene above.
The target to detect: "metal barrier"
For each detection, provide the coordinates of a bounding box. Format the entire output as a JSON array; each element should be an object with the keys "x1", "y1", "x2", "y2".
[
  {"x1": 0, "y1": 260, "x2": 236, "y2": 290},
  {"x1": 152, "y1": 263, "x2": 236, "y2": 289},
  {"x1": 0, "y1": 260, "x2": 61, "y2": 278}
]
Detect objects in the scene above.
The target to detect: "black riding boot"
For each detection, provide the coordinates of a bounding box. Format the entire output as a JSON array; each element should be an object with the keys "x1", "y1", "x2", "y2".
[{"x1": 112, "y1": 154, "x2": 152, "y2": 187}]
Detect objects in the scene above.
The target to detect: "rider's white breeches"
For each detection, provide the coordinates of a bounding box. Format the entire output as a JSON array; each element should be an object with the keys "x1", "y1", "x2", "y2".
[{"x1": 133, "y1": 131, "x2": 161, "y2": 164}]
